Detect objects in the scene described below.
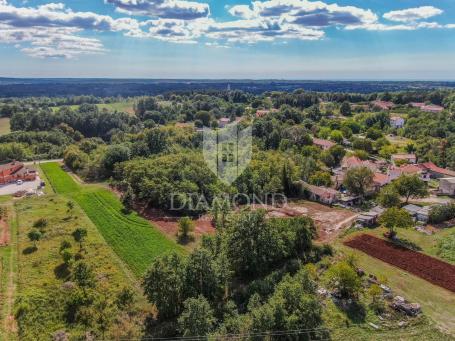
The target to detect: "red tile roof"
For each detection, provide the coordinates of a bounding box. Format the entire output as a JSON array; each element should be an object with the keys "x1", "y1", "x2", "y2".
[
  {"x1": 419, "y1": 162, "x2": 455, "y2": 177},
  {"x1": 373, "y1": 173, "x2": 389, "y2": 186},
  {"x1": 313, "y1": 138, "x2": 335, "y2": 149}
]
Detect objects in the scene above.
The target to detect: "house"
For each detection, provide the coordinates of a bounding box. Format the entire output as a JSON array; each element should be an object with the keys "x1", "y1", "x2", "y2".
[
  {"x1": 356, "y1": 206, "x2": 385, "y2": 226},
  {"x1": 341, "y1": 155, "x2": 380, "y2": 172},
  {"x1": 372, "y1": 100, "x2": 394, "y2": 111},
  {"x1": 388, "y1": 164, "x2": 431, "y2": 182},
  {"x1": 0, "y1": 161, "x2": 37, "y2": 185},
  {"x1": 218, "y1": 117, "x2": 230, "y2": 128},
  {"x1": 373, "y1": 173, "x2": 391, "y2": 189},
  {"x1": 410, "y1": 102, "x2": 444, "y2": 113},
  {"x1": 391, "y1": 153, "x2": 417, "y2": 165},
  {"x1": 439, "y1": 177, "x2": 455, "y2": 195},
  {"x1": 313, "y1": 138, "x2": 335, "y2": 150},
  {"x1": 418, "y1": 162, "x2": 455, "y2": 179},
  {"x1": 299, "y1": 181, "x2": 340, "y2": 205},
  {"x1": 421, "y1": 104, "x2": 444, "y2": 113},
  {"x1": 390, "y1": 116, "x2": 405, "y2": 129}
]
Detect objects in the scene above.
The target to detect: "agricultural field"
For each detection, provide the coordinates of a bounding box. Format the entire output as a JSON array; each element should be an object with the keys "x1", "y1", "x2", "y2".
[
  {"x1": 50, "y1": 101, "x2": 135, "y2": 115},
  {"x1": 345, "y1": 234, "x2": 455, "y2": 293},
  {"x1": 40, "y1": 162, "x2": 183, "y2": 276},
  {"x1": 0, "y1": 117, "x2": 10, "y2": 135},
  {"x1": 13, "y1": 194, "x2": 144, "y2": 340},
  {"x1": 338, "y1": 229, "x2": 455, "y2": 335}
]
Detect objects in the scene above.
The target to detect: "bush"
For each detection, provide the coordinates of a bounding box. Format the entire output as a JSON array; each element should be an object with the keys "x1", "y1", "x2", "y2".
[{"x1": 429, "y1": 203, "x2": 455, "y2": 224}]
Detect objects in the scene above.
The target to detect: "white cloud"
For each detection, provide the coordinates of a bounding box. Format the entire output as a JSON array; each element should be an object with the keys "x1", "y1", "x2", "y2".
[
  {"x1": 383, "y1": 6, "x2": 443, "y2": 23},
  {"x1": 106, "y1": 0, "x2": 209, "y2": 20}
]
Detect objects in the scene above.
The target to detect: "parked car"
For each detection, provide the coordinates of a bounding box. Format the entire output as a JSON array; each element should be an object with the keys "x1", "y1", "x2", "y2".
[{"x1": 16, "y1": 180, "x2": 23, "y2": 185}]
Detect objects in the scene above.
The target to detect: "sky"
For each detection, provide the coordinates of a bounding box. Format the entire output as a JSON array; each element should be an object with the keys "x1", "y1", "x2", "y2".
[{"x1": 0, "y1": 0, "x2": 455, "y2": 79}]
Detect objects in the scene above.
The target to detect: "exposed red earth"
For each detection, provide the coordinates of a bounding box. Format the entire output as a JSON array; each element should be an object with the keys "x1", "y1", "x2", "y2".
[{"x1": 345, "y1": 234, "x2": 455, "y2": 293}]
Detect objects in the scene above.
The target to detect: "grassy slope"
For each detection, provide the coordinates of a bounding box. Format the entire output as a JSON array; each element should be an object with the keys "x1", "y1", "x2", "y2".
[
  {"x1": 50, "y1": 101, "x2": 135, "y2": 115},
  {"x1": 0, "y1": 117, "x2": 11, "y2": 135},
  {"x1": 339, "y1": 228, "x2": 455, "y2": 335},
  {"x1": 0, "y1": 204, "x2": 18, "y2": 341},
  {"x1": 14, "y1": 194, "x2": 143, "y2": 340},
  {"x1": 40, "y1": 162, "x2": 183, "y2": 277}
]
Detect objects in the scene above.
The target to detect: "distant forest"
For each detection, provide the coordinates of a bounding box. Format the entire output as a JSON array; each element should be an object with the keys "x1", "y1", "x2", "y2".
[{"x1": 1, "y1": 78, "x2": 455, "y2": 97}]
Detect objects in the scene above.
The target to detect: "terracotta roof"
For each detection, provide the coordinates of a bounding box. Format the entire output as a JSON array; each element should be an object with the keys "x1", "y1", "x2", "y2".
[
  {"x1": 342, "y1": 156, "x2": 362, "y2": 168},
  {"x1": 372, "y1": 100, "x2": 394, "y2": 110},
  {"x1": 419, "y1": 162, "x2": 455, "y2": 177},
  {"x1": 421, "y1": 104, "x2": 444, "y2": 113},
  {"x1": 398, "y1": 164, "x2": 422, "y2": 174},
  {"x1": 373, "y1": 173, "x2": 389, "y2": 186},
  {"x1": 313, "y1": 138, "x2": 335, "y2": 148},
  {"x1": 304, "y1": 182, "x2": 339, "y2": 197}
]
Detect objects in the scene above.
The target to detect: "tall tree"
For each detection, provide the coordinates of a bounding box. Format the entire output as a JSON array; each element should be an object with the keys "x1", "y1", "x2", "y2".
[
  {"x1": 343, "y1": 166, "x2": 374, "y2": 198},
  {"x1": 394, "y1": 174, "x2": 428, "y2": 204}
]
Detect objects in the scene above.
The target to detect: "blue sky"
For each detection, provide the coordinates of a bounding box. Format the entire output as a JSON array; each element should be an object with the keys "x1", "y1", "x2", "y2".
[{"x1": 0, "y1": 0, "x2": 454, "y2": 79}]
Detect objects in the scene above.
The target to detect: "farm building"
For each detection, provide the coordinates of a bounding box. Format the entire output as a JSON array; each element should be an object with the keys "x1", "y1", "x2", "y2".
[
  {"x1": 218, "y1": 117, "x2": 230, "y2": 128},
  {"x1": 298, "y1": 181, "x2": 340, "y2": 205},
  {"x1": 439, "y1": 177, "x2": 455, "y2": 196},
  {"x1": 0, "y1": 161, "x2": 37, "y2": 185},
  {"x1": 418, "y1": 162, "x2": 455, "y2": 179}
]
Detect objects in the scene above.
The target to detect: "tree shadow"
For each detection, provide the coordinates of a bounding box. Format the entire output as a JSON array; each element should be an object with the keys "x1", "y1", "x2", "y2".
[
  {"x1": 22, "y1": 246, "x2": 37, "y2": 254},
  {"x1": 334, "y1": 299, "x2": 367, "y2": 324},
  {"x1": 392, "y1": 237, "x2": 422, "y2": 251},
  {"x1": 177, "y1": 234, "x2": 195, "y2": 245},
  {"x1": 54, "y1": 263, "x2": 71, "y2": 280}
]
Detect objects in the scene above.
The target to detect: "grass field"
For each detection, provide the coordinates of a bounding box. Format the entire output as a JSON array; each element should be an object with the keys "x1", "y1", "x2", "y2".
[
  {"x1": 13, "y1": 194, "x2": 143, "y2": 339},
  {"x1": 338, "y1": 229, "x2": 455, "y2": 335},
  {"x1": 0, "y1": 117, "x2": 10, "y2": 135},
  {"x1": 0, "y1": 204, "x2": 18, "y2": 340},
  {"x1": 51, "y1": 101, "x2": 135, "y2": 115},
  {"x1": 40, "y1": 162, "x2": 183, "y2": 276}
]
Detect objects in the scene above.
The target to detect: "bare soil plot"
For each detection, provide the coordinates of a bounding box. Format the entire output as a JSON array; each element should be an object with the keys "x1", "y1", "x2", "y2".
[
  {"x1": 250, "y1": 201, "x2": 357, "y2": 242},
  {"x1": 345, "y1": 234, "x2": 455, "y2": 293},
  {"x1": 139, "y1": 207, "x2": 216, "y2": 239}
]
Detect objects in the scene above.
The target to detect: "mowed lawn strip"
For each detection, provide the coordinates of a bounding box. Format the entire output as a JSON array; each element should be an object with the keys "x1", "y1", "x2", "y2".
[
  {"x1": 40, "y1": 163, "x2": 80, "y2": 194},
  {"x1": 40, "y1": 162, "x2": 184, "y2": 277}
]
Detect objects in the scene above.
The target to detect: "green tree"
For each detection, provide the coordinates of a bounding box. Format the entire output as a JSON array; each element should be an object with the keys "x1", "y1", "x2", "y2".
[
  {"x1": 394, "y1": 174, "x2": 428, "y2": 204},
  {"x1": 61, "y1": 249, "x2": 73, "y2": 266},
  {"x1": 66, "y1": 200, "x2": 75, "y2": 212},
  {"x1": 115, "y1": 287, "x2": 136, "y2": 311},
  {"x1": 143, "y1": 253, "x2": 185, "y2": 319},
  {"x1": 343, "y1": 166, "x2": 374, "y2": 198},
  {"x1": 377, "y1": 184, "x2": 401, "y2": 208},
  {"x1": 178, "y1": 216, "x2": 195, "y2": 240},
  {"x1": 178, "y1": 296, "x2": 216, "y2": 337},
  {"x1": 379, "y1": 207, "x2": 414, "y2": 237},
  {"x1": 121, "y1": 185, "x2": 135, "y2": 211},
  {"x1": 73, "y1": 261, "x2": 96, "y2": 292},
  {"x1": 340, "y1": 101, "x2": 352, "y2": 116},
  {"x1": 27, "y1": 229, "x2": 42, "y2": 248},
  {"x1": 309, "y1": 171, "x2": 332, "y2": 187},
  {"x1": 184, "y1": 248, "x2": 219, "y2": 300},
  {"x1": 325, "y1": 261, "x2": 361, "y2": 298},
  {"x1": 72, "y1": 227, "x2": 88, "y2": 252}
]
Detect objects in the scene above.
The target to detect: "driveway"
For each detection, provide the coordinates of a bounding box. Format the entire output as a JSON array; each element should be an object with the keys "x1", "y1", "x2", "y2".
[{"x1": 0, "y1": 177, "x2": 42, "y2": 196}]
